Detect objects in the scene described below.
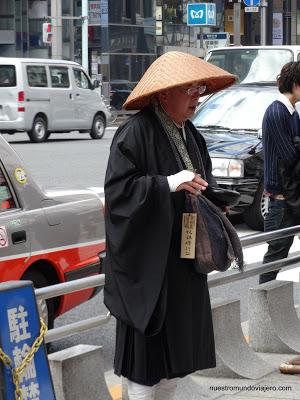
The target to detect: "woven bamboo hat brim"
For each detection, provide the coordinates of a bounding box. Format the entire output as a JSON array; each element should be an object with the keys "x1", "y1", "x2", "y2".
[{"x1": 123, "y1": 51, "x2": 237, "y2": 110}]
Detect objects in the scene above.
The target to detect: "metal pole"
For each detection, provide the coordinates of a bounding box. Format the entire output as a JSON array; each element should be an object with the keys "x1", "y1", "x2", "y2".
[
  {"x1": 199, "y1": 26, "x2": 203, "y2": 50},
  {"x1": 284, "y1": 0, "x2": 291, "y2": 44},
  {"x1": 82, "y1": 0, "x2": 89, "y2": 71},
  {"x1": 51, "y1": 0, "x2": 63, "y2": 59},
  {"x1": 291, "y1": 0, "x2": 297, "y2": 44},
  {"x1": 260, "y1": 1, "x2": 268, "y2": 45},
  {"x1": 69, "y1": 0, "x2": 74, "y2": 61},
  {"x1": 233, "y1": 2, "x2": 241, "y2": 46},
  {"x1": 45, "y1": 313, "x2": 111, "y2": 343}
]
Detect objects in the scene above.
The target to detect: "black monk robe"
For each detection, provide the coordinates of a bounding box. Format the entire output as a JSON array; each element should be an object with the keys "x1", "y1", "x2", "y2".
[{"x1": 104, "y1": 107, "x2": 216, "y2": 385}]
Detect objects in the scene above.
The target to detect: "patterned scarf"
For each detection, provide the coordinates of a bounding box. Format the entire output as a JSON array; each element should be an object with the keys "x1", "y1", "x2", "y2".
[{"x1": 152, "y1": 98, "x2": 196, "y2": 172}]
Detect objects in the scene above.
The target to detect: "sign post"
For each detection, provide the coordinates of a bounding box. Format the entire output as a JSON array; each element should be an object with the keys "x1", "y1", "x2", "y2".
[
  {"x1": 203, "y1": 32, "x2": 230, "y2": 51},
  {"x1": 243, "y1": 0, "x2": 267, "y2": 45},
  {"x1": 187, "y1": 3, "x2": 217, "y2": 26},
  {"x1": 0, "y1": 281, "x2": 56, "y2": 400},
  {"x1": 243, "y1": 0, "x2": 260, "y2": 12},
  {"x1": 187, "y1": 3, "x2": 217, "y2": 53},
  {"x1": 260, "y1": 1, "x2": 268, "y2": 45},
  {"x1": 233, "y1": 2, "x2": 241, "y2": 46},
  {"x1": 51, "y1": 0, "x2": 62, "y2": 60}
]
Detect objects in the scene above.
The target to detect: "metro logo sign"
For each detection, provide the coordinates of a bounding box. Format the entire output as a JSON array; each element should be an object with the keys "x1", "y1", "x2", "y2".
[
  {"x1": 190, "y1": 9, "x2": 204, "y2": 19},
  {"x1": 187, "y1": 3, "x2": 216, "y2": 26}
]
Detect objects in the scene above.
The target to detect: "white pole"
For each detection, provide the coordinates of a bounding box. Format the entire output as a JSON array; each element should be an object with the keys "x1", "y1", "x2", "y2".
[
  {"x1": 51, "y1": 0, "x2": 63, "y2": 59},
  {"x1": 260, "y1": 1, "x2": 268, "y2": 45},
  {"x1": 233, "y1": 3, "x2": 241, "y2": 46},
  {"x1": 82, "y1": 0, "x2": 89, "y2": 71}
]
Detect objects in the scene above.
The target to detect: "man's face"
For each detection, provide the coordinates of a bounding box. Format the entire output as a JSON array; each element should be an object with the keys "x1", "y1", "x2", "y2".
[
  {"x1": 292, "y1": 83, "x2": 300, "y2": 102},
  {"x1": 158, "y1": 84, "x2": 204, "y2": 124},
  {"x1": 234, "y1": 63, "x2": 243, "y2": 73}
]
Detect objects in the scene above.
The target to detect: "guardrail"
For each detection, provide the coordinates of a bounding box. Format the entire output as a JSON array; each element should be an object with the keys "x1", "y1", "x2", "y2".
[
  {"x1": 35, "y1": 224, "x2": 300, "y2": 344},
  {"x1": 35, "y1": 274, "x2": 109, "y2": 344}
]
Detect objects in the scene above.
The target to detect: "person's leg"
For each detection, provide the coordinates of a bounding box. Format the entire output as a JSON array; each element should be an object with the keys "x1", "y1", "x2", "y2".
[
  {"x1": 259, "y1": 200, "x2": 294, "y2": 284},
  {"x1": 154, "y1": 378, "x2": 178, "y2": 400},
  {"x1": 127, "y1": 380, "x2": 155, "y2": 400}
]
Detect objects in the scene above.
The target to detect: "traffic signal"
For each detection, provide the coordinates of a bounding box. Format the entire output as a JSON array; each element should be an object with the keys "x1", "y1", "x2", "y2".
[{"x1": 42, "y1": 22, "x2": 52, "y2": 43}]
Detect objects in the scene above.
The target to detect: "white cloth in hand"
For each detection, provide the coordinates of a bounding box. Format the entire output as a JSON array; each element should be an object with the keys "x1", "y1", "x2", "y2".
[{"x1": 167, "y1": 170, "x2": 195, "y2": 192}]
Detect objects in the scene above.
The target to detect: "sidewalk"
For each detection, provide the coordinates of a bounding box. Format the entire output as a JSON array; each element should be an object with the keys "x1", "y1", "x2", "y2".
[
  {"x1": 183, "y1": 352, "x2": 300, "y2": 400},
  {"x1": 105, "y1": 351, "x2": 300, "y2": 400}
]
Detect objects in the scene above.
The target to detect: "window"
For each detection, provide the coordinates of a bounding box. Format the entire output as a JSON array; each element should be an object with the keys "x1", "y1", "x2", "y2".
[
  {"x1": 206, "y1": 49, "x2": 294, "y2": 83},
  {"x1": 26, "y1": 65, "x2": 47, "y2": 87},
  {"x1": 50, "y1": 66, "x2": 70, "y2": 88},
  {"x1": 0, "y1": 168, "x2": 16, "y2": 211},
  {"x1": 109, "y1": 54, "x2": 155, "y2": 82},
  {"x1": 73, "y1": 69, "x2": 91, "y2": 89},
  {"x1": 108, "y1": 25, "x2": 155, "y2": 53},
  {"x1": 192, "y1": 86, "x2": 279, "y2": 131},
  {"x1": 0, "y1": 65, "x2": 16, "y2": 87}
]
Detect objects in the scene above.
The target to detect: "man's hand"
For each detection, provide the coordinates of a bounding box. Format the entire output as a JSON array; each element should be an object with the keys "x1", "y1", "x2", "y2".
[{"x1": 176, "y1": 173, "x2": 208, "y2": 195}]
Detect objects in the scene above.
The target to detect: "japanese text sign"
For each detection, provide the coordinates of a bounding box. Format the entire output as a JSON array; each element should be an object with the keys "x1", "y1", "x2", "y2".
[{"x1": 0, "y1": 281, "x2": 55, "y2": 400}]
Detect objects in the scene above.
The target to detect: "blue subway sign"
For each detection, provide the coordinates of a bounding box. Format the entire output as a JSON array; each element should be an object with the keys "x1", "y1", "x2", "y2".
[
  {"x1": 243, "y1": 0, "x2": 260, "y2": 6},
  {"x1": 0, "y1": 281, "x2": 56, "y2": 400},
  {"x1": 187, "y1": 3, "x2": 217, "y2": 26}
]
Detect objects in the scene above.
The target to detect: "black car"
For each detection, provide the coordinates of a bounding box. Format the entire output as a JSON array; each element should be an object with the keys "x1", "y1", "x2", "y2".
[
  {"x1": 110, "y1": 80, "x2": 136, "y2": 110},
  {"x1": 192, "y1": 82, "x2": 290, "y2": 231}
]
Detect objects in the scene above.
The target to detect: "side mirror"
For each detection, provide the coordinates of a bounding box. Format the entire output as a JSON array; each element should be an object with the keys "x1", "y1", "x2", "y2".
[{"x1": 93, "y1": 80, "x2": 100, "y2": 89}]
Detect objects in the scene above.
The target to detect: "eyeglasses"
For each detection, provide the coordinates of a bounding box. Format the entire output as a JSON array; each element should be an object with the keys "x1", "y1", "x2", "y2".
[{"x1": 180, "y1": 85, "x2": 207, "y2": 96}]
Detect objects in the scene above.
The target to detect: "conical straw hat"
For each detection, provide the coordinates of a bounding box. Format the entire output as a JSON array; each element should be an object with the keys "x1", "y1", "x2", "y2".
[{"x1": 123, "y1": 51, "x2": 236, "y2": 110}]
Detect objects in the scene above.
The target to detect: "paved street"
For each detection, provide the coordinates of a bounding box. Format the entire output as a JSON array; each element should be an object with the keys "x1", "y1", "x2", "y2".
[{"x1": 5, "y1": 128, "x2": 116, "y2": 189}]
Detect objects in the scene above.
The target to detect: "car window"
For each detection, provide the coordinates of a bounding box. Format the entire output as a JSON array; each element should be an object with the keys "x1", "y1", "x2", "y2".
[
  {"x1": 0, "y1": 65, "x2": 16, "y2": 87},
  {"x1": 27, "y1": 65, "x2": 48, "y2": 87},
  {"x1": 206, "y1": 49, "x2": 293, "y2": 83},
  {"x1": 49, "y1": 66, "x2": 70, "y2": 88},
  {"x1": 73, "y1": 68, "x2": 92, "y2": 89},
  {"x1": 0, "y1": 167, "x2": 16, "y2": 211},
  {"x1": 193, "y1": 86, "x2": 280, "y2": 131}
]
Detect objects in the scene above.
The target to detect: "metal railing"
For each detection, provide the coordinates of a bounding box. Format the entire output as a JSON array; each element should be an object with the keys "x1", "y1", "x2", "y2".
[
  {"x1": 35, "y1": 224, "x2": 300, "y2": 343},
  {"x1": 35, "y1": 275, "x2": 109, "y2": 344}
]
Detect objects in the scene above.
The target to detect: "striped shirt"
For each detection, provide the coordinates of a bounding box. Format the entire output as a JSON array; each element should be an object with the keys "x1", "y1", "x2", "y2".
[{"x1": 262, "y1": 99, "x2": 300, "y2": 194}]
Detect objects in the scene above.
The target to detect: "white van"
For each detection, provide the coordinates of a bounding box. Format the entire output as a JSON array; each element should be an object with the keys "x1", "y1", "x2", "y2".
[
  {"x1": 0, "y1": 58, "x2": 111, "y2": 142},
  {"x1": 205, "y1": 45, "x2": 300, "y2": 84}
]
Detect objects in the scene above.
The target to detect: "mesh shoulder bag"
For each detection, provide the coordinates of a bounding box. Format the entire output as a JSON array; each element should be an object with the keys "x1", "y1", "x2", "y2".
[{"x1": 185, "y1": 192, "x2": 243, "y2": 273}]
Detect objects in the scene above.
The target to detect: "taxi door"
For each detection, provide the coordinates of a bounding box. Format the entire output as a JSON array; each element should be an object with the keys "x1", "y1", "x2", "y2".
[{"x1": 0, "y1": 164, "x2": 30, "y2": 280}]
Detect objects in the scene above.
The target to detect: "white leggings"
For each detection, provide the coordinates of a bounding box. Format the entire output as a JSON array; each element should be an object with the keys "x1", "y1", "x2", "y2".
[{"x1": 127, "y1": 378, "x2": 178, "y2": 400}]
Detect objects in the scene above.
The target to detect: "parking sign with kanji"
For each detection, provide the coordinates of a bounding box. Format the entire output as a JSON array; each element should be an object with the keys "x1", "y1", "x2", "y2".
[{"x1": 0, "y1": 281, "x2": 55, "y2": 400}]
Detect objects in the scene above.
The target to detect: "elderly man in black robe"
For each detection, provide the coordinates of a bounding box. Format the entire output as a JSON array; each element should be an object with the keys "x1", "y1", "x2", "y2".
[{"x1": 104, "y1": 51, "x2": 236, "y2": 400}]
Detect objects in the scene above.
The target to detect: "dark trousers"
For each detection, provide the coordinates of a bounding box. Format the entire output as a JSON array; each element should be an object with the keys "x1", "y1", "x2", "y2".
[{"x1": 259, "y1": 199, "x2": 295, "y2": 284}]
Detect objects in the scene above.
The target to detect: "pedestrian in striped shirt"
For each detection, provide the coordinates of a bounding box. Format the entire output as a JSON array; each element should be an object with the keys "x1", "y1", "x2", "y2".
[{"x1": 260, "y1": 61, "x2": 300, "y2": 284}]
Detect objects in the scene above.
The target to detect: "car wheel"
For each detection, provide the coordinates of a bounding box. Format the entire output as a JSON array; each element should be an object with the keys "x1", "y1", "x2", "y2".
[
  {"x1": 90, "y1": 114, "x2": 106, "y2": 139},
  {"x1": 28, "y1": 116, "x2": 48, "y2": 143},
  {"x1": 21, "y1": 270, "x2": 55, "y2": 330},
  {"x1": 243, "y1": 181, "x2": 268, "y2": 231}
]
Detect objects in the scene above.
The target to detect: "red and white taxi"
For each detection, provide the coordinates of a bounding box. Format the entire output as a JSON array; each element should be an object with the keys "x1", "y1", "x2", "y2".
[{"x1": 0, "y1": 135, "x2": 105, "y2": 327}]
